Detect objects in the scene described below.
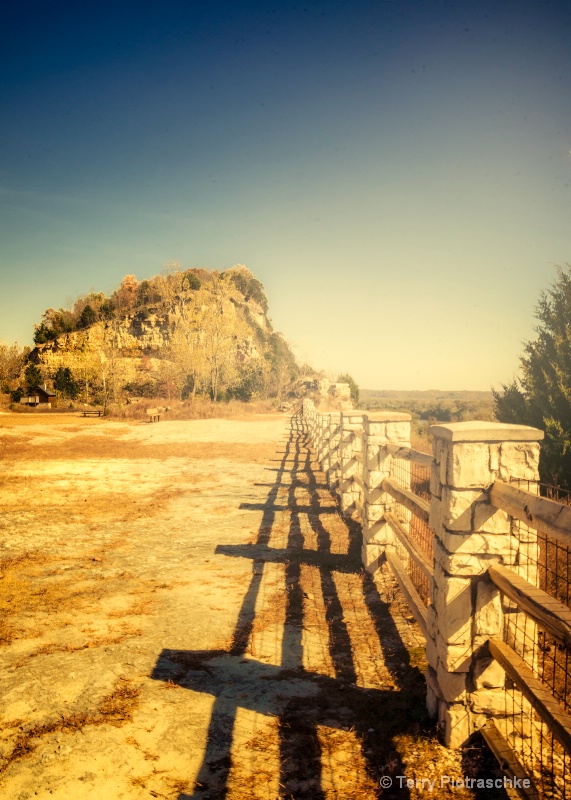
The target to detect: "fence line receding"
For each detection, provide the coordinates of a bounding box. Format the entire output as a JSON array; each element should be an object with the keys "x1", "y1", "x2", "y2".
[{"x1": 301, "y1": 400, "x2": 571, "y2": 798}]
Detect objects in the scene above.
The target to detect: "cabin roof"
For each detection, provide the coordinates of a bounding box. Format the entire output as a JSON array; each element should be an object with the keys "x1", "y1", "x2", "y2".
[{"x1": 31, "y1": 385, "x2": 56, "y2": 398}]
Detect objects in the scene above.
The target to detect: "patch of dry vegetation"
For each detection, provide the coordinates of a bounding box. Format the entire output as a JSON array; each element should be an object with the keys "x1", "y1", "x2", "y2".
[
  {"x1": 0, "y1": 417, "x2": 282, "y2": 472},
  {"x1": 0, "y1": 679, "x2": 140, "y2": 777},
  {"x1": 0, "y1": 552, "x2": 58, "y2": 645},
  {"x1": 0, "y1": 547, "x2": 160, "y2": 661},
  {"x1": 411, "y1": 427, "x2": 433, "y2": 455},
  {"x1": 108, "y1": 397, "x2": 286, "y2": 421}
]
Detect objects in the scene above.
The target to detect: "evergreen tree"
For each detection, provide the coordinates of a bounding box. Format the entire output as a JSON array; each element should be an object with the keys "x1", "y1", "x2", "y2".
[
  {"x1": 53, "y1": 366, "x2": 79, "y2": 399},
  {"x1": 78, "y1": 304, "x2": 97, "y2": 328},
  {"x1": 24, "y1": 363, "x2": 43, "y2": 391},
  {"x1": 493, "y1": 266, "x2": 571, "y2": 486}
]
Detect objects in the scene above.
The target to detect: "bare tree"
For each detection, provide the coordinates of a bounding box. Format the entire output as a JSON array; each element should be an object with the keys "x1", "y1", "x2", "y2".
[{"x1": 0, "y1": 341, "x2": 26, "y2": 390}]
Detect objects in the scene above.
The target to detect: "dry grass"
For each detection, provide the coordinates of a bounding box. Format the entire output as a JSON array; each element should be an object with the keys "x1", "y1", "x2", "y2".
[
  {"x1": 0, "y1": 412, "x2": 294, "y2": 796},
  {"x1": 0, "y1": 552, "x2": 68, "y2": 645},
  {"x1": 0, "y1": 395, "x2": 288, "y2": 420},
  {"x1": 108, "y1": 397, "x2": 285, "y2": 421},
  {"x1": 318, "y1": 725, "x2": 380, "y2": 798},
  {"x1": 0, "y1": 548, "x2": 155, "y2": 662},
  {"x1": 1, "y1": 430, "x2": 279, "y2": 465},
  {"x1": 226, "y1": 710, "x2": 281, "y2": 798},
  {"x1": 12, "y1": 631, "x2": 143, "y2": 669},
  {"x1": 410, "y1": 427, "x2": 433, "y2": 455},
  {"x1": 0, "y1": 679, "x2": 140, "y2": 776}
]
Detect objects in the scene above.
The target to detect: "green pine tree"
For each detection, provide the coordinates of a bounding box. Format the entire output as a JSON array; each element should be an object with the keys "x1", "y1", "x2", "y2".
[{"x1": 493, "y1": 266, "x2": 571, "y2": 486}]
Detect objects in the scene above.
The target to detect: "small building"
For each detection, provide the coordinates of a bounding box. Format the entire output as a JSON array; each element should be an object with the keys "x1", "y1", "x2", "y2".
[{"x1": 20, "y1": 385, "x2": 56, "y2": 409}]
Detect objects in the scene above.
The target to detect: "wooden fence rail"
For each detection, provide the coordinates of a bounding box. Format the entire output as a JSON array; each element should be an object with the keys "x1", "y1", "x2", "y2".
[
  {"x1": 381, "y1": 477, "x2": 430, "y2": 523},
  {"x1": 490, "y1": 479, "x2": 571, "y2": 546},
  {"x1": 488, "y1": 563, "x2": 571, "y2": 648},
  {"x1": 301, "y1": 399, "x2": 571, "y2": 796}
]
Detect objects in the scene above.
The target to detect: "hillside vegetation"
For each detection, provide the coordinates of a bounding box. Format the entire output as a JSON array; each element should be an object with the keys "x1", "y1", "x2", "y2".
[
  {"x1": 17, "y1": 265, "x2": 300, "y2": 408},
  {"x1": 361, "y1": 389, "x2": 495, "y2": 423}
]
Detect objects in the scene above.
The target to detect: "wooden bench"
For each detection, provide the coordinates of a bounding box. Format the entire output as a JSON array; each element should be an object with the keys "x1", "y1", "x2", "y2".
[
  {"x1": 82, "y1": 410, "x2": 102, "y2": 417},
  {"x1": 147, "y1": 407, "x2": 161, "y2": 423}
]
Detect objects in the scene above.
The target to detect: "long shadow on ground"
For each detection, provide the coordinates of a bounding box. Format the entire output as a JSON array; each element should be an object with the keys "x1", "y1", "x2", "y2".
[{"x1": 150, "y1": 411, "x2": 434, "y2": 799}]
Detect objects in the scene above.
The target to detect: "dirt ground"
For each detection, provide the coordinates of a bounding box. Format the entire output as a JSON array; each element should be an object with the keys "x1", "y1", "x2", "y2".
[{"x1": 0, "y1": 411, "x2": 503, "y2": 799}]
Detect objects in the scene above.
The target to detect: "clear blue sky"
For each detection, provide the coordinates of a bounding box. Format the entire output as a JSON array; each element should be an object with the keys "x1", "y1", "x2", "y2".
[{"x1": 1, "y1": 0, "x2": 570, "y2": 390}]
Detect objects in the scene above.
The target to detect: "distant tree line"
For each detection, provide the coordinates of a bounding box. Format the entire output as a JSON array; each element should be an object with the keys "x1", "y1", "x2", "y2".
[{"x1": 362, "y1": 394, "x2": 494, "y2": 423}]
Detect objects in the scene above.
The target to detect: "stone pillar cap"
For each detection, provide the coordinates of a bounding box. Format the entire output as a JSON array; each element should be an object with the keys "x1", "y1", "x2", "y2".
[
  {"x1": 365, "y1": 410, "x2": 412, "y2": 422},
  {"x1": 429, "y1": 420, "x2": 544, "y2": 442}
]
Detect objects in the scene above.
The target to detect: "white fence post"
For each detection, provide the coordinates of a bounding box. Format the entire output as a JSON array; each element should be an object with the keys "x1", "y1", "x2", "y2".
[
  {"x1": 316, "y1": 413, "x2": 329, "y2": 466},
  {"x1": 301, "y1": 399, "x2": 315, "y2": 438},
  {"x1": 339, "y1": 411, "x2": 366, "y2": 519},
  {"x1": 326, "y1": 413, "x2": 342, "y2": 490},
  {"x1": 362, "y1": 412, "x2": 411, "y2": 572},
  {"x1": 427, "y1": 421, "x2": 544, "y2": 747}
]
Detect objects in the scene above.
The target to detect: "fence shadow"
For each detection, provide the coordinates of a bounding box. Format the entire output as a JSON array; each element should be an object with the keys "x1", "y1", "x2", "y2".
[{"x1": 150, "y1": 411, "x2": 431, "y2": 798}]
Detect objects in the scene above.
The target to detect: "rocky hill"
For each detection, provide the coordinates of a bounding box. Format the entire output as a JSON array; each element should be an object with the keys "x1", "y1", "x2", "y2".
[{"x1": 29, "y1": 265, "x2": 299, "y2": 405}]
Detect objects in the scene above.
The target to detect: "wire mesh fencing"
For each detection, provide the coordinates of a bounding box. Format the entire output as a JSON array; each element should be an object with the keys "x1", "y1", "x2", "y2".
[
  {"x1": 495, "y1": 479, "x2": 571, "y2": 798},
  {"x1": 388, "y1": 455, "x2": 432, "y2": 606}
]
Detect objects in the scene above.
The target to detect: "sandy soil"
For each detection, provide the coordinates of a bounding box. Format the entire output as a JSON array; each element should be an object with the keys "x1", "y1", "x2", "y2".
[{"x1": 0, "y1": 412, "x2": 502, "y2": 799}]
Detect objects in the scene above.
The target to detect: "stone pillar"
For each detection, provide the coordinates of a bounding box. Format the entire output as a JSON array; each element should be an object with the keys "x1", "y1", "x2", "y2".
[
  {"x1": 306, "y1": 405, "x2": 315, "y2": 445},
  {"x1": 427, "y1": 421, "x2": 543, "y2": 748},
  {"x1": 362, "y1": 412, "x2": 412, "y2": 572},
  {"x1": 316, "y1": 413, "x2": 329, "y2": 467},
  {"x1": 319, "y1": 413, "x2": 333, "y2": 476},
  {"x1": 326, "y1": 413, "x2": 342, "y2": 490},
  {"x1": 301, "y1": 399, "x2": 315, "y2": 438},
  {"x1": 311, "y1": 409, "x2": 320, "y2": 448},
  {"x1": 339, "y1": 411, "x2": 366, "y2": 518}
]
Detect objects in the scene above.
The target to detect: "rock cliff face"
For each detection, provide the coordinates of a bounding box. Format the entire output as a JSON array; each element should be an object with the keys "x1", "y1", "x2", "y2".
[
  {"x1": 31, "y1": 267, "x2": 294, "y2": 401},
  {"x1": 121, "y1": 304, "x2": 268, "y2": 354},
  {"x1": 121, "y1": 311, "x2": 173, "y2": 351},
  {"x1": 34, "y1": 300, "x2": 267, "y2": 359},
  {"x1": 34, "y1": 311, "x2": 172, "y2": 357}
]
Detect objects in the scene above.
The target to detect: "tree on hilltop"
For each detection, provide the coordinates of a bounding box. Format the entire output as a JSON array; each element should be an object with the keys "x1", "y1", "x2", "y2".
[
  {"x1": 223, "y1": 264, "x2": 269, "y2": 312},
  {"x1": 78, "y1": 304, "x2": 97, "y2": 329},
  {"x1": 112, "y1": 274, "x2": 139, "y2": 312},
  {"x1": 155, "y1": 263, "x2": 202, "y2": 319},
  {"x1": 493, "y1": 265, "x2": 571, "y2": 486},
  {"x1": 34, "y1": 307, "x2": 75, "y2": 343}
]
